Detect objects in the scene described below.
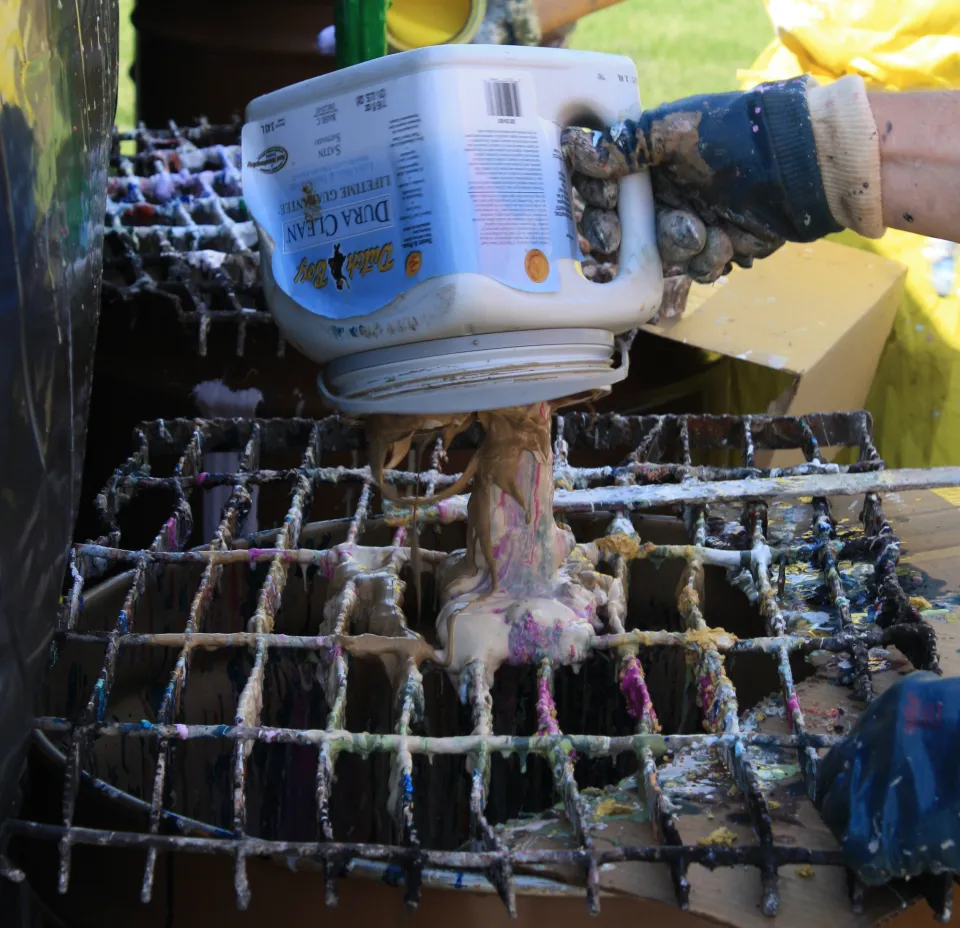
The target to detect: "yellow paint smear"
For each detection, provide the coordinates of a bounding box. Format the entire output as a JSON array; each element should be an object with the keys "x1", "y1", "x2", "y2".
[
  {"x1": 934, "y1": 487, "x2": 960, "y2": 506},
  {"x1": 593, "y1": 798, "x2": 636, "y2": 818},
  {"x1": 698, "y1": 827, "x2": 737, "y2": 847},
  {"x1": 685, "y1": 626, "x2": 738, "y2": 650},
  {"x1": 595, "y1": 533, "x2": 645, "y2": 560}
]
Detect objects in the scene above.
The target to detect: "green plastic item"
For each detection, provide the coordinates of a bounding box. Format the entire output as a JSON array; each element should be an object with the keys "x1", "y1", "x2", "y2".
[{"x1": 335, "y1": 0, "x2": 389, "y2": 68}]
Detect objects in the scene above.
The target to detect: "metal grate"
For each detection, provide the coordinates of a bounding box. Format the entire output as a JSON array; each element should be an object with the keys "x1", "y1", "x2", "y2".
[
  {"x1": 101, "y1": 122, "x2": 273, "y2": 357},
  {"x1": 3, "y1": 410, "x2": 956, "y2": 919}
]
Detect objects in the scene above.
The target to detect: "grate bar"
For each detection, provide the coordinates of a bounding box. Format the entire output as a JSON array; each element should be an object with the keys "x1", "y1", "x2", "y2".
[
  {"x1": 389, "y1": 437, "x2": 445, "y2": 910},
  {"x1": 392, "y1": 660, "x2": 425, "y2": 909},
  {"x1": 316, "y1": 587, "x2": 352, "y2": 906},
  {"x1": 5, "y1": 820, "x2": 846, "y2": 869},
  {"x1": 50, "y1": 624, "x2": 929, "y2": 660},
  {"x1": 142, "y1": 424, "x2": 260, "y2": 902},
  {"x1": 464, "y1": 661, "x2": 516, "y2": 915},
  {"x1": 231, "y1": 423, "x2": 320, "y2": 907},
  {"x1": 813, "y1": 497, "x2": 874, "y2": 702},
  {"x1": 90, "y1": 458, "x2": 893, "y2": 499},
  {"x1": 861, "y1": 492, "x2": 940, "y2": 672},
  {"x1": 388, "y1": 467, "x2": 960, "y2": 525},
  {"x1": 95, "y1": 425, "x2": 150, "y2": 546},
  {"x1": 625, "y1": 418, "x2": 664, "y2": 468},
  {"x1": 747, "y1": 506, "x2": 820, "y2": 797},
  {"x1": 530, "y1": 467, "x2": 960, "y2": 511},
  {"x1": 536, "y1": 659, "x2": 599, "y2": 912},
  {"x1": 605, "y1": 514, "x2": 691, "y2": 909},
  {"x1": 684, "y1": 508, "x2": 781, "y2": 913},
  {"x1": 32, "y1": 718, "x2": 842, "y2": 752},
  {"x1": 70, "y1": 538, "x2": 782, "y2": 570},
  {"x1": 59, "y1": 550, "x2": 84, "y2": 633},
  {"x1": 742, "y1": 415, "x2": 756, "y2": 468},
  {"x1": 45, "y1": 626, "x2": 910, "y2": 656}
]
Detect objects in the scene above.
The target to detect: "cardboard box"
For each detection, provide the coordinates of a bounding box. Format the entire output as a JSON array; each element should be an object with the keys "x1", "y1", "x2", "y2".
[{"x1": 645, "y1": 239, "x2": 906, "y2": 468}]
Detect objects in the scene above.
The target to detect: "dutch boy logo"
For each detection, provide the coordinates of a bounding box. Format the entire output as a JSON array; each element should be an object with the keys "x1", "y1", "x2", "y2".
[{"x1": 247, "y1": 146, "x2": 288, "y2": 174}]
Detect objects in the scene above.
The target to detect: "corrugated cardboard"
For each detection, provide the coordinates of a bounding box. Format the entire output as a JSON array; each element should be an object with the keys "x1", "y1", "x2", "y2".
[{"x1": 646, "y1": 240, "x2": 907, "y2": 467}]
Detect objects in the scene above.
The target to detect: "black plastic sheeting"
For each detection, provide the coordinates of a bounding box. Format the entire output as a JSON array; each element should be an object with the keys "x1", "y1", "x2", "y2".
[{"x1": 0, "y1": 0, "x2": 118, "y2": 820}]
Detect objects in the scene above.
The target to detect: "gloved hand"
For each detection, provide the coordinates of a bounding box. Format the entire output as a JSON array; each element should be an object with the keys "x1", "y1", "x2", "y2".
[
  {"x1": 815, "y1": 671, "x2": 960, "y2": 887},
  {"x1": 563, "y1": 75, "x2": 884, "y2": 284},
  {"x1": 471, "y1": 0, "x2": 543, "y2": 46}
]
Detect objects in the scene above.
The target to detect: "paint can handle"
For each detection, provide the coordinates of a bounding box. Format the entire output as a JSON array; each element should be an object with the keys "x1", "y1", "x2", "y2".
[{"x1": 552, "y1": 83, "x2": 663, "y2": 322}]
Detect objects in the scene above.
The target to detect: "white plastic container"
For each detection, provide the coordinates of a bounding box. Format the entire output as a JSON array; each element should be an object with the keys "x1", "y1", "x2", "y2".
[{"x1": 242, "y1": 45, "x2": 662, "y2": 415}]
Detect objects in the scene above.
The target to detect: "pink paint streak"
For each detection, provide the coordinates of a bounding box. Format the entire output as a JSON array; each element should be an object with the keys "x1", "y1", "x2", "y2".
[
  {"x1": 699, "y1": 672, "x2": 720, "y2": 731},
  {"x1": 785, "y1": 694, "x2": 801, "y2": 729},
  {"x1": 620, "y1": 656, "x2": 659, "y2": 729},
  {"x1": 537, "y1": 671, "x2": 577, "y2": 763},
  {"x1": 536, "y1": 674, "x2": 561, "y2": 736},
  {"x1": 533, "y1": 461, "x2": 542, "y2": 525}
]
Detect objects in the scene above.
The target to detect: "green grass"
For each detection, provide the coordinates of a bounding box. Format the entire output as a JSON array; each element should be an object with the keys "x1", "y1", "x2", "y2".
[
  {"x1": 116, "y1": 0, "x2": 135, "y2": 129},
  {"x1": 113, "y1": 0, "x2": 774, "y2": 128},
  {"x1": 569, "y1": 0, "x2": 773, "y2": 108}
]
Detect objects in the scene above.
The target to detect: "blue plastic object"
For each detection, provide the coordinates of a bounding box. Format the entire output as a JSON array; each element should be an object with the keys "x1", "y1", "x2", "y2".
[{"x1": 816, "y1": 671, "x2": 960, "y2": 885}]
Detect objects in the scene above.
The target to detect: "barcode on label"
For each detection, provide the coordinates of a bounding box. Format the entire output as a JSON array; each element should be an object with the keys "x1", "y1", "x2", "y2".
[{"x1": 484, "y1": 79, "x2": 521, "y2": 118}]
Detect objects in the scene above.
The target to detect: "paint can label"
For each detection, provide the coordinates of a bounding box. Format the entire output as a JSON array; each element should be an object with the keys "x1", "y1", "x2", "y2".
[{"x1": 242, "y1": 67, "x2": 580, "y2": 320}]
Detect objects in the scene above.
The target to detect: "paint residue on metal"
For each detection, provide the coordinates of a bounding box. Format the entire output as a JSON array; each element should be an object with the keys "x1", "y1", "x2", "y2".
[{"x1": 32, "y1": 410, "x2": 947, "y2": 920}]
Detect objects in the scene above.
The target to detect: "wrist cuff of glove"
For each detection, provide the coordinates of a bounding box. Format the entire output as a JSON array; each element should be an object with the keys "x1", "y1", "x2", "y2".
[
  {"x1": 806, "y1": 76, "x2": 884, "y2": 239},
  {"x1": 758, "y1": 76, "x2": 842, "y2": 242}
]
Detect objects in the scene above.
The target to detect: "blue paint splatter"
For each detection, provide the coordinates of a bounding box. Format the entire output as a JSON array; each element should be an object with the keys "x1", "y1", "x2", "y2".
[
  {"x1": 94, "y1": 679, "x2": 106, "y2": 722},
  {"x1": 383, "y1": 864, "x2": 404, "y2": 887}
]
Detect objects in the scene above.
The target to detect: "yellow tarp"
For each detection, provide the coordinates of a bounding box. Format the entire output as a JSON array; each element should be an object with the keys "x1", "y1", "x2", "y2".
[{"x1": 737, "y1": 0, "x2": 960, "y2": 467}]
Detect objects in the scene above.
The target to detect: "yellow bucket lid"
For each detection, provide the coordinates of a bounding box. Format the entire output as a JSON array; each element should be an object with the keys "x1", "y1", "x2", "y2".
[{"x1": 387, "y1": 0, "x2": 487, "y2": 50}]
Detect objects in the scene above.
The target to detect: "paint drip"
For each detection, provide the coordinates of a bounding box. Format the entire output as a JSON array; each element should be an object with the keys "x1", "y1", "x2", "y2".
[{"x1": 367, "y1": 399, "x2": 626, "y2": 684}]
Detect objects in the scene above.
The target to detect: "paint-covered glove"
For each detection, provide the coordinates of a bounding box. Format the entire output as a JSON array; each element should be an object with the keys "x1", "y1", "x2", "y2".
[
  {"x1": 563, "y1": 75, "x2": 884, "y2": 285},
  {"x1": 815, "y1": 671, "x2": 960, "y2": 887},
  {"x1": 472, "y1": 0, "x2": 543, "y2": 47}
]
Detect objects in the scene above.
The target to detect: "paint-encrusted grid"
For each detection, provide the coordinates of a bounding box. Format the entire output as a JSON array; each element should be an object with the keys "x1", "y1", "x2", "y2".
[
  {"x1": 2, "y1": 410, "x2": 952, "y2": 920},
  {"x1": 101, "y1": 122, "x2": 272, "y2": 357}
]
